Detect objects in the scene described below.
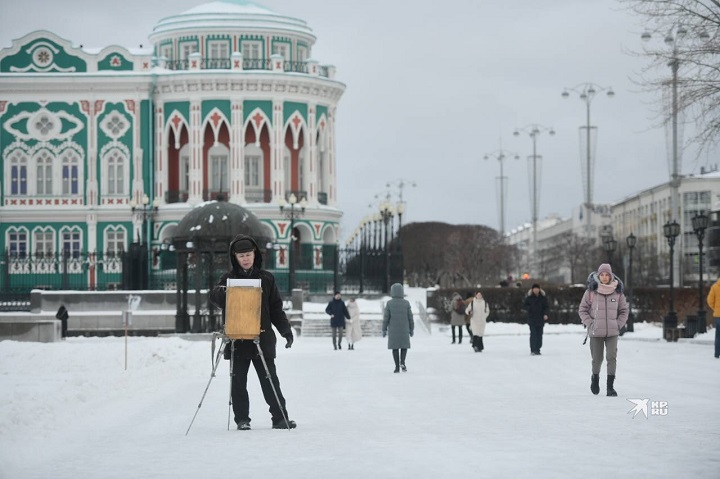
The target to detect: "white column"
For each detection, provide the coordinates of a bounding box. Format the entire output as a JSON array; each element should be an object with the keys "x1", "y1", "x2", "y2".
[
  {"x1": 273, "y1": 100, "x2": 284, "y2": 202},
  {"x1": 231, "y1": 100, "x2": 244, "y2": 202},
  {"x1": 189, "y1": 101, "x2": 203, "y2": 204}
]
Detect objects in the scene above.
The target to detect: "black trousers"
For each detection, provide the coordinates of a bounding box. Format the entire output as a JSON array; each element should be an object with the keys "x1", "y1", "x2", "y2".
[
  {"x1": 231, "y1": 353, "x2": 288, "y2": 424},
  {"x1": 529, "y1": 323, "x2": 544, "y2": 352}
]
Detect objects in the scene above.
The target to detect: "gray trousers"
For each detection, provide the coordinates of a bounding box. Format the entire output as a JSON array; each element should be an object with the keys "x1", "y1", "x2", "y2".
[
  {"x1": 589, "y1": 336, "x2": 618, "y2": 375},
  {"x1": 332, "y1": 326, "x2": 343, "y2": 346}
]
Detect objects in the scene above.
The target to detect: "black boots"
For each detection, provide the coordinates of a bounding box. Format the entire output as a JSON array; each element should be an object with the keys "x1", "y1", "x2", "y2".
[
  {"x1": 607, "y1": 375, "x2": 618, "y2": 397},
  {"x1": 590, "y1": 374, "x2": 600, "y2": 395}
]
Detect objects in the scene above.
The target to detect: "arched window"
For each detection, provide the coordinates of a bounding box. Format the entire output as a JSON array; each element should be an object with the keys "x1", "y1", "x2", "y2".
[
  {"x1": 105, "y1": 148, "x2": 126, "y2": 195},
  {"x1": 35, "y1": 150, "x2": 53, "y2": 195},
  {"x1": 60, "y1": 227, "x2": 82, "y2": 258},
  {"x1": 7, "y1": 227, "x2": 28, "y2": 258},
  {"x1": 33, "y1": 227, "x2": 55, "y2": 257},
  {"x1": 179, "y1": 144, "x2": 190, "y2": 193},
  {"x1": 209, "y1": 144, "x2": 229, "y2": 193},
  {"x1": 8, "y1": 149, "x2": 28, "y2": 195},
  {"x1": 244, "y1": 143, "x2": 263, "y2": 201},
  {"x1": 61, "y1": 149, "x2": 80, "y2": 195},
  {"x1": 104, "y1": 226, "x2": 126, "y2": 257}
]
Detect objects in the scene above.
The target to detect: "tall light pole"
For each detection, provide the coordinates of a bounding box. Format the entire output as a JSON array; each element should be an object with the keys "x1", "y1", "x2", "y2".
[
  {"x1": 130, "y1": 193, "x2": 159, "y2": 289},
  {"x1": 692, "y1": 212, "x2": 709, "y2": 335},
  {"x1": 641, "y1": 25, "x2": 709, "y2": 287},
  {"x1": 279, "y1": 193, "x2": 306, "y2": 293},
  {"x1": 513, "y1": 124, "x2": 555, "y2": 278},
  {"x1": 484, "y1": 149, "x2": 519, "y2": 236},
  {"x1": 626, "y1": 233, "x2": 637, "y2": 333},
  {"x1": 561, "y1": 83, "x2": 614, "y2": 238},
  {"x1": 663, "y1": 220, "x2": 681, "y2": 341}
]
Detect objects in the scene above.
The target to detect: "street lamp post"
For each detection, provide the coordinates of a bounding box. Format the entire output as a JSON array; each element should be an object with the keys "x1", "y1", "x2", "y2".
[
  {"x1": 604, "y1": 237, "x2": 617, "y2": 265},
  {"x1": 379, "y1": 201, "x2": 395, "y2": 294},
  {"x1": 663, "y1": 220, "x2": 681, "y2": 341},
  {"x1": 561, "y1": 83, "x2": 614, "y2": 238},
  {"x1": 279, "y1": 193, "x2": 306, "y2": 294},
  {"x1": 484, "y1": 149, "x2": 519, "y2": 236},
  {"x1": 626, "y1": 233, "x2": 637, "y2": 332},
  {"x1": 513, "y1": 124, "x2": 555, "y2": 277},
  {"x1": 692, "y1": 212, "x2": 709, "y2": 334},
  {"x1": 642, "y1": 26, "x2": 709, "y2": 287},
  {"x1": 129, "y1": 194, "x2": 159, "y2": 289}
]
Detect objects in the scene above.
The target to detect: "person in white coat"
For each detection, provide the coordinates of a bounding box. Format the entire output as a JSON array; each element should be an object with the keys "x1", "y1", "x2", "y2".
[
  {"x1": 466, "y1": 291, "x2": 489, "y2": 353},
  {"x1": 345, "y1": 297, "x2": 363, "y2": 350}
]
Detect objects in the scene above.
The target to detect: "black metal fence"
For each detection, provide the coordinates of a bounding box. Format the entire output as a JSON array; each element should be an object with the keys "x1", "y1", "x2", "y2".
[{"x1": 0, "y1": 245, "x2": 405, "y2": 311}]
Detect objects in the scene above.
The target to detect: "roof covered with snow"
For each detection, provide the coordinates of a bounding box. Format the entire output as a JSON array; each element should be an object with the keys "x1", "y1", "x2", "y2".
[{"x1": 150, "y1": 0, "x2": 315, "y2": 43}]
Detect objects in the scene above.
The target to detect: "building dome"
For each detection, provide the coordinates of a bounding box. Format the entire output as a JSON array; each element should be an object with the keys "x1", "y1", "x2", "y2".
[
  {"x1": 150, "y1": 0, "x2": 315, "y2": 43},
  {"x1": 172, "y1": 199, "x2": 273, "y2": 253}
]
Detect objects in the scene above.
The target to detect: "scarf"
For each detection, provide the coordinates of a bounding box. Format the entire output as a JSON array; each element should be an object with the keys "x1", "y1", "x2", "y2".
[{"x1": 597, "y1": 279, "x2": 618, "y2": 295}]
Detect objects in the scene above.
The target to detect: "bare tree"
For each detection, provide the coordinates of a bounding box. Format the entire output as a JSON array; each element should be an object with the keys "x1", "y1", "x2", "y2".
[{"x1": 622, "y1": 0, "x2": 720, "y2": 152}]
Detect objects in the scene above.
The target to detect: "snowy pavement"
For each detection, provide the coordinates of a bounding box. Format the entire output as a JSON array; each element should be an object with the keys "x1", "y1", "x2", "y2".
[{"x1": 1, "y1": 317, "x2": 718, "y2": 479}]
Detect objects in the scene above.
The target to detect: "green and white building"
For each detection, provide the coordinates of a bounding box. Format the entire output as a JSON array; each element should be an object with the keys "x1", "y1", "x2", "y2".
[{"x1": 0, "y1": 0, "x2": 345, "y2": 292}]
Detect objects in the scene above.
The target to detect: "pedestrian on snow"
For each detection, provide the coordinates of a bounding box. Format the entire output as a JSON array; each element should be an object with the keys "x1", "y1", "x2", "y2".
[
  {"x1": 55, "y1": 305, "x2": 69, "y2": 339},
  {"x1": 705, "y1": 276, "x2": 720, "y2": 359},
  {"x1": 209, "y1": 235, "x2": 296, "y2": 430},
  {"x1": 578, "y1": 263, "x2": 628, "y2": 397},
  {"x1": 466, "y1": 291, "x2": 489, "y2": 352},
  {"x1": 463, "y1": 292, "x2": 474, "y2": 339},
  {"x1": 448, "y1": 292, "x2": 466, "y2": 344},
  {"x1": 345, "y1": 297, "x2": 362, "y2": 350},
  {"x1": 382, "y1": 283, "x2": 414, "y2": 373},
  {"x1": 523, "y1": 283, "x2": 549, "y2": 355},
  {"x1": 325, "y1": 291, "x2": 350, "y2": 350}
]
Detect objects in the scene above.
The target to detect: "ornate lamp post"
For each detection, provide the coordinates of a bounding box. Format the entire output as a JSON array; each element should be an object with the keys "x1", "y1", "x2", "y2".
[
  {"x1": 279, "y1": 193, "x2": 306, "y2": 293},
  {"x1": 663, "y1": 220, "x2": 681, "y2": 341},
  {"x1": 561, "y1": 83, "x2": 614, "y2": 238},
  {"x1": 626, "y1": 233, "x2": 637, "y2": 332},
  {"x1": 604, "y1": 237, "x2": 617, "y2": 265},
  {"x1": 692, "y1": 212, "x2": 709, "y2": 334},
  {"x1": 129, "y1": 194, "x2": 159, "y2": 289},
  {"x1": 513, "y1": 124, "x2": 555, "y2": 276},
  {"x1": 379, "y1": 201, "x2": 395, "y2": 294},
  {"x1": 484, "y1": 149, "x2": 519, "y2": 236}
]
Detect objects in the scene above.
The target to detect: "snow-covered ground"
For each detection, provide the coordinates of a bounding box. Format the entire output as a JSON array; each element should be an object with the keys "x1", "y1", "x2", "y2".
[{"x1": 1, "y1": 288, "x2": 718, "y2": 479}]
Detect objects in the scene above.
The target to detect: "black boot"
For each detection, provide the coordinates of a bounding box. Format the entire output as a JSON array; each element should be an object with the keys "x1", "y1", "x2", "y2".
[
  {"x1": 590, "y1": 374, "x2": 600, "y2": 395},
  {"x1": 607, "y1": 375, "x2": 618, "y2": 397}
]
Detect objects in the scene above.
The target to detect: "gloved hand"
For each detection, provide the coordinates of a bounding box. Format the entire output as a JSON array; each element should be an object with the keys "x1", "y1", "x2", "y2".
[
  {"x1": 382, "y1": 331, "x2": 387, "y2": 337},
  {"x1": 284, "y1": 333, "x2": 294, "y2": 349},
  {"x1": 410, "y1": 332, "x2": 414, "y2": 337}
]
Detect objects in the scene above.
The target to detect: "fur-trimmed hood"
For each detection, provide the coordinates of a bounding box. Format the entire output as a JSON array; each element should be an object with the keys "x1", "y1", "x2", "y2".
[
  {"x1": 526, "y1": 287, "x2": 546, "y2": 297},
  {"x1": 585, "y1": 271, "x2": 624, "y2": 294}
]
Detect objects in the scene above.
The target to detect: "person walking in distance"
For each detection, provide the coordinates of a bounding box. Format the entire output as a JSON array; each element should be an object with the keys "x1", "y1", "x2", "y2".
[
  {"x1": 209, "y1": 235, "x2": 296, "y2": 430},
  {"x1": 325, "y1": 291, "x2": 350, "y2": 350},
  {"x1": 523, "y1": 283, "x2": 549, "y2": 355},
  {"x1": 578, "y1": 263, "x2": 628, "y2": 396},
  {"x1": 382, "y1": 283, "x2": 414, "y2": 373},
  {"x1": 466, "y1": 291, "x2": 489, "y2": 353},
  {"x1": 448, "y1": 292, "x2": 466, "y2": 344},
  {"x1": 345, "y1": 297, "x2": 363, "y2": 350},
  {"x1": 705, "y1": 276, "x2": 720, "y2": 358}
]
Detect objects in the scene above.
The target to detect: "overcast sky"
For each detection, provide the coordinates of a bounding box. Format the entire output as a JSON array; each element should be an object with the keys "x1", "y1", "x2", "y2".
[{"x1": 1, "y1": 0, "x2": 714, "y2": 241}]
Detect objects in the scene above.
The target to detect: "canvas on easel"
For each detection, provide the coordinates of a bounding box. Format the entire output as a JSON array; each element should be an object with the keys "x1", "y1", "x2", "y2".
[{"x1": 225, "y1": 279, "x2": 262, "y2": 340}]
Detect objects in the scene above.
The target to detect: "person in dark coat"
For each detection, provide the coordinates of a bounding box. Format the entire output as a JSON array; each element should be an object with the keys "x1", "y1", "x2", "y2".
[
  {"x1": 325, "y1": 291, "x2": 350, "y2": 350},
  {"x1": 209, "y1": 234, "x2": 296, "y2": 430},
  {"x1": 523, "y1": 283, "x2": 549, "y2": 355},
  {"x1": 382, "y1": 283, "x2": 414, "y2": 373},
  {"x1": 55, "y1": 305, "x2": 68, "y2": 339}
]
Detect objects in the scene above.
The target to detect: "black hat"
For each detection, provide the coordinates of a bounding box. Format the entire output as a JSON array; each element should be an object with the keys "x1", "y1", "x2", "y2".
[
  {"x1": 531, "y1": 283, "x2": 540, "y2": 289},
  {"x1": 232, "y1": 239, "x2": 255, "y2": 254}
]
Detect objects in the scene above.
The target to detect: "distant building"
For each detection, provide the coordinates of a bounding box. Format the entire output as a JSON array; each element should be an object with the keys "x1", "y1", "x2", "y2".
[
  {"x1": 506, "y1": 171, "x2": 720, "y2": 285},
  {"x1": 0, "y1": 0, "x2": 345, "y2": 292}
]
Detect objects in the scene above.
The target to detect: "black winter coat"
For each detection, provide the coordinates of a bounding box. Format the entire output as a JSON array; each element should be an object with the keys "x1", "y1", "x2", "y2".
[
  {"x1": 523, "y1": 291, "x2": 549, "y2": 326},
  {"x1": 209, "y1": 234, "x2": 292, "y2": 359},
  {"x1": 325, "y1": 298, "x2": 350, "y2": 327}
]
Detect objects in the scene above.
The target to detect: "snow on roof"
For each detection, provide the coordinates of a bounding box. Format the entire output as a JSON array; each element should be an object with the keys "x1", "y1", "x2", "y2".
[{"x1": 182, "y1": 0, "x2": 274, "y2": 15}]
